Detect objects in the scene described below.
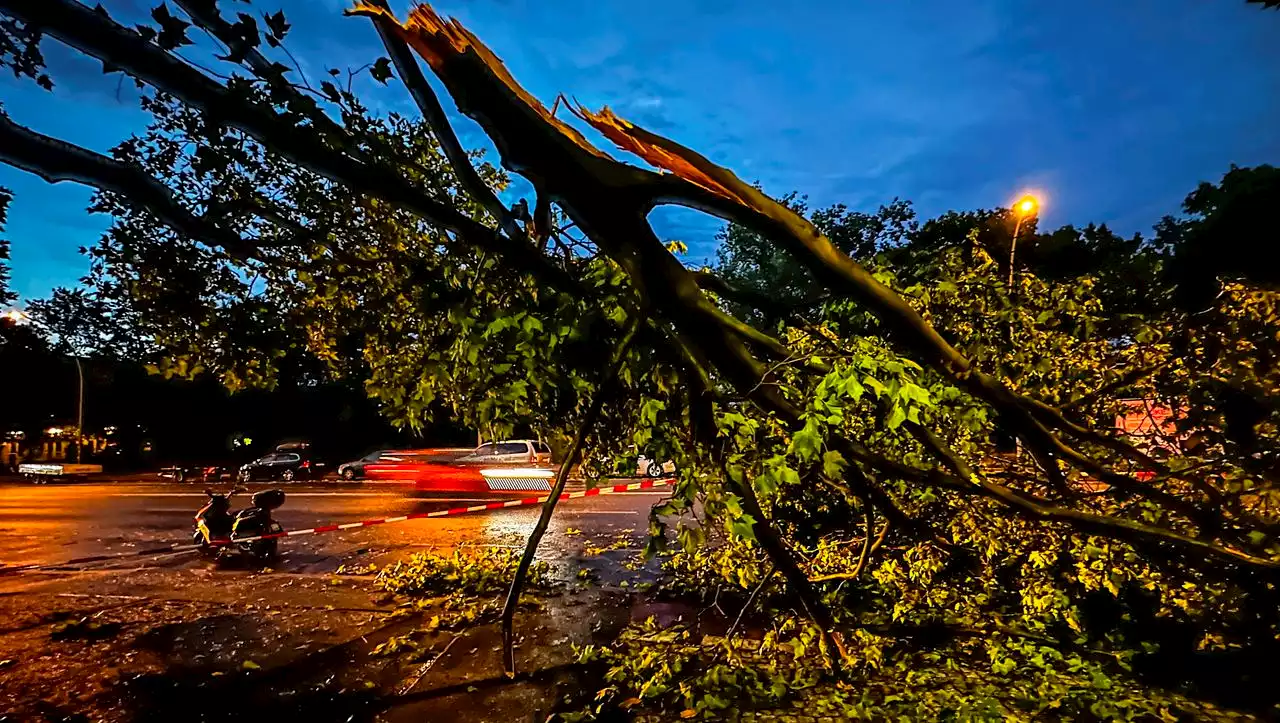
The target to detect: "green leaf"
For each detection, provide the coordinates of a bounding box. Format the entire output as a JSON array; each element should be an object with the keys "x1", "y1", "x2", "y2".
[
  {"x1": 727, "y1": 513, "x2": 757, "y2": 542},
  {"x1": 789, "y1": 420, "x2": 823, "y2": 462},
  {"x1": 821, "y1": 450, "x2": 846, "y2": 478},
  {"x1": 841, "y1": 376, "x2": 864, "y2": 402}
]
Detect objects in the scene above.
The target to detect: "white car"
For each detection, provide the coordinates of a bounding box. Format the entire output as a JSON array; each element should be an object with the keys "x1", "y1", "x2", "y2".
[
  {"x1": 636, "y1": 455, "x2": 675, "y2": 478},
  {"x1": 456, "y1": 439, "x2": 553, "y2": 466}
]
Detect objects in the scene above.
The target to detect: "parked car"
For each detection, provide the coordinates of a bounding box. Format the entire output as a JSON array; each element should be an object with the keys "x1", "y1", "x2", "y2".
[
  {"x1": 636, "y1": 455, "x2": 676, "y2": 478},
  {"x1": 237, "y1": 449, "x2": 324, "y2": 482},
  {"x1": 337, "y1": 449, "x2": 393, "y2": 481},
  {"x1": 160, "y1": 464, "x2": 234, "y2": 484},
  {"x1": 455, "y1": 440, "x2": 553, "y2": 466}
]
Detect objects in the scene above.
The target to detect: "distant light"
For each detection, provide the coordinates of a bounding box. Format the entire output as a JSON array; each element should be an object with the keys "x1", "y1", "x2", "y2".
[
  {"x1": 46, "y1": 427, "x2": 63, "y2": 436},
  {"x1": 1, "y1": 308, "x2": 29, "y2": 325}
]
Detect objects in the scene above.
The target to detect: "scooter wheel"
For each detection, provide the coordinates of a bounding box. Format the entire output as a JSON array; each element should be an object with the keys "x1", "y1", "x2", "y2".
[{"x1": 259, "y1": 540, "x2": 279, "y2": 560}]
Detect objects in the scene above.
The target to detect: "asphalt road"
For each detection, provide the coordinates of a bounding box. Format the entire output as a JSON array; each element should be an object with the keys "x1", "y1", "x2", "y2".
[
  {"x1": 0, "y1": 477, "x2": 683, "y2": 722},
  {"x1": 0, "y1": 478, "x2": 671, "y2": 574}
]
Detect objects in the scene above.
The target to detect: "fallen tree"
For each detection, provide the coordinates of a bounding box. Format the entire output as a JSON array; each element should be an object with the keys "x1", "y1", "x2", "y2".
[{"x1": 2, "y1": 1, "x2": 1279, "y2": 716}]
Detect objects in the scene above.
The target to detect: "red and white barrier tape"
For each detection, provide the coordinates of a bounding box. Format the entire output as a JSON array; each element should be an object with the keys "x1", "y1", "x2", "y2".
[{"x1": 0, "y1": 478, "x2": 672, "y2": 575}]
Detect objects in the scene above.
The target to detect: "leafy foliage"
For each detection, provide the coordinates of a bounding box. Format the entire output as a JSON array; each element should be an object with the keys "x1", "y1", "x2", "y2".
[
  {"x1": 375, "y1": 548, "x2": 551, "y2": 599},
  {"x1": 4, "y1": 1, "x2": 1280, "y2": 717},
  {"x1": 714, "y1": 195, "x2": 914, "y2": 324},
  {"x1": 0, "y1": 16, "x2": 52, "y2": 90},
  {"x1": 1155, "y1": 164, "x2": 1280, "y2": 310},
  {"x1": 25, "y1": 286, "x2": 155, "y2": 360},
  {"x1": 570, "y1": 614, "x2": 1250, "y2": 721}
]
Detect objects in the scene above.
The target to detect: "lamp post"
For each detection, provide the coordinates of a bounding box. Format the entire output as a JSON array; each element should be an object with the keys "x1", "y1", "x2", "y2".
[
  {"x1": 1008, "y1": 195, "x2": 1039, "y2": 288},
  {"x1": 75, "y1": 357, "x2": 84, "y2": 463}
]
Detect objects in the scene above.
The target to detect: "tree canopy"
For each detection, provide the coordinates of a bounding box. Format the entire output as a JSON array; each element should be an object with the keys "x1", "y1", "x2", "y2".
[{"x1": 2, "y1": 0, "x2": 1280, "y2": 717}]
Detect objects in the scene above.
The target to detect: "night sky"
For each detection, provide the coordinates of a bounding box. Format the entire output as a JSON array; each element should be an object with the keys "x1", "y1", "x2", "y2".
[{"x1": 2, "y1": 0, "x2": 1277, "y2": 302}]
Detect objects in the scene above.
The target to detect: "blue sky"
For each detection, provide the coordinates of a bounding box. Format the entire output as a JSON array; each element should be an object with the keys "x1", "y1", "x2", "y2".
[{"x1": 2, "y1": 0, "x2": 1278, "y2": 302}]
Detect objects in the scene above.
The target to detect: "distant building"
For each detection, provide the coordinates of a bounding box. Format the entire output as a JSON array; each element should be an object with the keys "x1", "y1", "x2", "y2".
[
  {"x1": 1114, "y1": 398, "x2": 1183, "y2": 457},
  {"x1": 1, "y1": 426, "x2": 109, "y2": 467}
]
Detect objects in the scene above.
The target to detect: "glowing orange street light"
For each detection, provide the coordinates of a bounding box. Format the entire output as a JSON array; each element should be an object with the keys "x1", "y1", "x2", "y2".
[{"x1": 1008, "y1": 194, "x2": 1041, "y2": 287}]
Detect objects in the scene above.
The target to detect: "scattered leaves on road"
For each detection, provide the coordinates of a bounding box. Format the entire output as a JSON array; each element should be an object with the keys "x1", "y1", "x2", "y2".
[
  {"x1": 375, "y1": 548, "x2": 550, "y2": 599},
  {"x1": 49, "y1": 617, "x2": 121, "y2": 642}
]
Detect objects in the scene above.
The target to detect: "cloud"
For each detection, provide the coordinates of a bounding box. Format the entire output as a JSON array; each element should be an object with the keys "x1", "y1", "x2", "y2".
[{"x1": 7, "y1": 0, "x2": 1280, "y2": 300}]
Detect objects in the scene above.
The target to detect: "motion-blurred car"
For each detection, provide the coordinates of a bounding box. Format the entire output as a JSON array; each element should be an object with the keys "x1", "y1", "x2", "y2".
[
  {"x1": 237, "y1": 448, "x2": 324, "y2": 482},
  {"x1": 360, "y1": 445, "x2": 550, "y2": 496},
  {"x1": 337, "y1": 449, "x2": 394, "y2": 480},
  {"x1": 454, "y1": 440, "x2": 553, "y2": 466}
]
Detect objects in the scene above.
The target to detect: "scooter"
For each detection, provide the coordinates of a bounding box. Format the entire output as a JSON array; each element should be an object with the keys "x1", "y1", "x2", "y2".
[{"x1": 193, "y1": 486, "x2": 287, "y2": 561}]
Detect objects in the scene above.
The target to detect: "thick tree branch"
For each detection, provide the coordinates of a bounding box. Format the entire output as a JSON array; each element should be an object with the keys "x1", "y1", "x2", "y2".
[
  {"x1": 358, "y1": 0, "x2": 524, "y2": 242},
  {"x1": 500, "y1": 317, "x2": 640, "y2": 678},
  {"x1": 694, "y1": 269, "x2": 830, "y2": 315},
  {"x1": 1016, "y1": 397, "x2": 1223, "y2": 525},
  {"x1": 171, "y1": 0, "x2": 352, "y2": 148},
  {"x1": 531, "y1": 192, "x2": 553, "y2": 244},
  {"x1": 905, "y1": 422, "x2": 1280, "y2": 571},
  {"x1": 574, "y1": 105, "x2": 1078, "y2": 495},
  {"x1": 1061, "y1": 360, "x2": 1168, "y2": 411},
  {"x1": 0, "y1": 110, "x2": 256, "y2": 260},
  {"x1": 672, "y1": 329, "x2": 848, "y2": 667},
  {"x1": 723, "y1": 462, "x2": 850, "y2": 668},
  {"x1": 1, "y1": 0, "x2": 580, "y2": 296},
  {"x1": 809, "y1": 509, "x2": 889, "y2": 583}
]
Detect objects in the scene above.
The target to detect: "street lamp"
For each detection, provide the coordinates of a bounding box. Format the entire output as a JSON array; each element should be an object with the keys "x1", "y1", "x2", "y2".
[
  {"x1": 75, "y1": 356, "x2": 84, "y2": 463},
  {"x1": 1008, "y1": 194, "x2": 1040, "y2": 287}
]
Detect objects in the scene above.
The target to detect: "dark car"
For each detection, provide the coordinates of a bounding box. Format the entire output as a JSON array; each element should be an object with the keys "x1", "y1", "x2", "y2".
[
  {"x1": 237, "y1": 449, "x2": 323, "y2": 482},
  {"x1": 336, "y1": 449, "x2": 394, "y2": 481},
  {"x1": 161, "y1": 464, "x2": 234, "y2": 484}
]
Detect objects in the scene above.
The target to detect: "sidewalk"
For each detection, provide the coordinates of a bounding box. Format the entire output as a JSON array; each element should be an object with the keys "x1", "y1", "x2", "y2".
[
  {"x1": 0, "y1": 531, "x2": 659, "y2": 721},
  {"x1": 0, "y1": 471, "x2": 164, "y2": 485}
]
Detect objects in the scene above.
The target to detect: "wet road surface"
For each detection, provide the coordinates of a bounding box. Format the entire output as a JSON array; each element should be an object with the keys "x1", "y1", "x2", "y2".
[
  {"x1": 0, "y1": 478, "x2": 671, "y2": 574},
  {"x1": 0, "y1": 478, "x2": 692, "y2": 722}
]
